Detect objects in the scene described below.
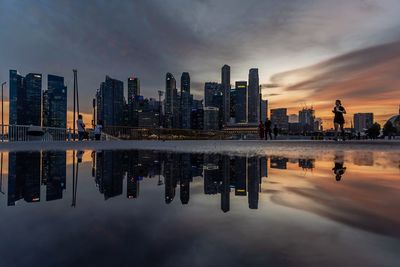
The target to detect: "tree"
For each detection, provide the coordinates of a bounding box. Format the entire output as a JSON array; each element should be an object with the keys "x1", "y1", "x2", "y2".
[
  {"x1": 367, "y1": 123, "x2": 381, "y2": 139},
  {"x1": 383, "y1": 121, "x2": 397, "y2": 139}
]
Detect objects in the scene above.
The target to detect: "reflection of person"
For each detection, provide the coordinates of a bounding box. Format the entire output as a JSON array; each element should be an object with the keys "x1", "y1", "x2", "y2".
[
  {"x1": 332, "y1": 100, "x2": 346, "y2": 141},
  {"x1": 332, "y1": 154, "x2": 347, "y2": 181},
  {"x1": 264, "y1": 118, "x2": 272, "y2": 140}
]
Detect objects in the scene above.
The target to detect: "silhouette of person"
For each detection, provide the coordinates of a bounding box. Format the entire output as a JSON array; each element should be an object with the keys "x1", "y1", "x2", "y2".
[
  {"x1": 264, "y1": 118, "x2": 273, "y2": 140},
  {"x1": 258, "y1": 121, "x2": 265, "y2": 140},
  {"x1": 332, "y1": 153, "x2": 346, "y2": 181},
  {"x1": 273, "y1": 124, "x2": 279, "y2": 140},
  {"x1": 332, "y1": 100, "x2": 346, "y2": 141}
]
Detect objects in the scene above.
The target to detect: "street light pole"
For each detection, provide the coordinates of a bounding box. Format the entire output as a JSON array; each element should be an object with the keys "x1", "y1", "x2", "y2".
[{"x1": 1, "y1": 82, "x2": 6, "y2": 142}]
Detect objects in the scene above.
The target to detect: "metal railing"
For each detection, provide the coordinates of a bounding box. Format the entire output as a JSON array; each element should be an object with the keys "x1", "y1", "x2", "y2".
[{"x1": 2, "y1": 124, "x2": 69, "y2": 142}]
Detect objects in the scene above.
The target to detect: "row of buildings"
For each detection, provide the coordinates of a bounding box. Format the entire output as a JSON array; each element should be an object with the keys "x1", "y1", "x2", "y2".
[{"x1": 9, "y1": 70, "x2": 67, "y2": 128}]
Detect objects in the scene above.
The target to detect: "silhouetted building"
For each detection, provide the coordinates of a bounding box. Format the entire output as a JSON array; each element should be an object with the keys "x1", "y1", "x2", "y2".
[
  {"x1": 128, "y1": 76, "x2": 140, "y2": 105},
  {"x1": 247, "y1": 157, "x2": 260, "y2": 209},
  {"x1": 43, "y1": 75, "x2": 67, "y2": 128},
  {"x1": 9, "y1": 70, "x2": 42, "y2": 126},
  {"x1": 260, "y1": 99, "x2": 268, "y2": 122},
  {"x1": 165, "y1": 73, "x2": 177, "y2": 128},
  {"x1": 233, "y1": 157, "x2": 247, "y2": 196},
  {"x1": 42, "y1": 151, "x2": 66, "y2": 201},
  {"x1": 270, "y1": 156, "x2": 288, "y2": 169},
  {"x1": 248, "y1": 68, "x2": 259, "y2": 124},
  {"x1": 191, "y1": 100, "x2": 204, "y2": 130},
  {"x1": 180, "y1": 72, "x2": 192, "y2": 129},
  {"x1": 97, "y1": 76, "x2": 124, "y2": 127},
  {"x1": 221, "y1": 65, "x2": 231, "y2": 123},
  {"x1": 221, "y1": 156, "x2": 231, "y2": 213},
  {"x1": 299, "y1": 108, "x2": 315, "y2": 132},
  {"x1": 204, "y1": 107, "x2": 219, "y2": 130},
  {"x1": 231, "y1": 81, "x2": 247, "y2": 123},
  {"x1": 271, "y1": 108, "x2": 288, "y2": 132},
  {"x1": 354, "y1": 113, "x2": 374, "y2": 133},
  {"x1": 96, "y1": 151, "x2": 124, "y2": 200}
]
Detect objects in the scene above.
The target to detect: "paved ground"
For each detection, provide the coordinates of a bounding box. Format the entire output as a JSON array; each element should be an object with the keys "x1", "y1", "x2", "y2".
[{"x1": 1, "y1": 140, "x2": 399, "y2": 158}]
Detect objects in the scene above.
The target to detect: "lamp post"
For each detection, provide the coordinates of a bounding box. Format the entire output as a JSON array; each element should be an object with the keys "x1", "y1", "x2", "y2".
[{"x1": 1, "y1": 82, "x2": 6, "y2": 142}]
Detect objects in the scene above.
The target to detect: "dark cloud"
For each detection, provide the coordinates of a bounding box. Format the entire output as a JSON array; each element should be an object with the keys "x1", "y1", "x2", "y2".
[{"x1": 1, "y1": 0, "x2": 400, "y2": 114}]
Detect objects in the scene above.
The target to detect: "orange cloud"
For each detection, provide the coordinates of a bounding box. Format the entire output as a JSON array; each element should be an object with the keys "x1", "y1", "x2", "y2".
[{"x1": 267, "y1": 41, "x2": 400, "y2": 128}]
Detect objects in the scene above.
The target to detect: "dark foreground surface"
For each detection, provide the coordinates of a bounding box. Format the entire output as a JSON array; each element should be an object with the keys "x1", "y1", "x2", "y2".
[{"x1": 0, "y1": 148, "x2": 399, "y2": 267}]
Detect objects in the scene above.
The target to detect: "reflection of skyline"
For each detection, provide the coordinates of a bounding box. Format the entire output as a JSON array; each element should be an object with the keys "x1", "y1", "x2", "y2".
[{"x1": 5, "y1": 149, "x2": 387, "y2": 212}]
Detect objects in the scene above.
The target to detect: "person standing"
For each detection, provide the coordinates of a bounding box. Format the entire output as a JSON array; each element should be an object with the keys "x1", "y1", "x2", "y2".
[
  {"x1": 332, "y1": 100, "x2": 346, "y2": 141},
  {"x1": 273, "y1": 124, "x2": 279, "y2": 140},
  {"x1": 258, "y1": 121, "x2": 265, "y2": 140},
  {"x1": 264, "y1": 118, "x2": 273, "y2": 140},
  {"x1": 94, "y1": 120, "x2": 103, "y2": 141},
  {"x1": 77, "y1": 114, "x2": 85, "y2": 141}
]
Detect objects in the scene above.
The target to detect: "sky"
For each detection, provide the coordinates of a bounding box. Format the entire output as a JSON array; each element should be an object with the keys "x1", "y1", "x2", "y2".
[{"x1": 0, "y1": 0, "x2": 399, "y2": 127}]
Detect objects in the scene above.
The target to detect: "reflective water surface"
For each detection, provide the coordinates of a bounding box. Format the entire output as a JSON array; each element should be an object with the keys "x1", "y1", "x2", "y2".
[{"x1": 0, "y1": 149, "x2": 399, "y2": 267}]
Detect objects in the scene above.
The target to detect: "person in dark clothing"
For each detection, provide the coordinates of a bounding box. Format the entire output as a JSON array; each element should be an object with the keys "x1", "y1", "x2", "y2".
[
  {"x1": 332, "y1": 99, "x2": 346, "y2": 141},
  {"x1": 332, "y1": 153, "x2": 346, "y2": 181},
  {"x1": 273, "y1": 124, "x2": 279, "y2": 140},
  {"x1": 258, "y1": 121, "x2": 265, "y2": 140},
  {"x1": 264, "y1": 118, "x2": 273, "y2": 140}
]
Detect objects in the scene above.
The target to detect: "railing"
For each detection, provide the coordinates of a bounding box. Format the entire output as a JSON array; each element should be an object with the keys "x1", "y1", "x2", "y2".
[{"x1": 2, "y1": 125, "x2": 69, "y2": 142}]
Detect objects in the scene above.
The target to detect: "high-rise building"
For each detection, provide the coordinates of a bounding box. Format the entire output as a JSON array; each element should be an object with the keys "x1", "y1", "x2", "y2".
[
  {"x1": 43, "y1": 75, "x2": 67, "y2": 128},
  {"x1": 191, "y1": 100, "x2": 204, "y2": 130},
  {"x1": 180, "y1": 72, "x2": 192, "y2": 129},
  {"x1": 127, "y1": 76, "x2": 140, "y2": 105},
  {"x1": 354, "y1": 113, "x2": 374, "y2": 132},
  {"x1": 248, "y1": 68, "x2": 259, "y2": 124},
  {"x1": 221, "y1": 65, "x2": 231, "y2": 123},
  {"x1": 204, "y1": 107, "x2": 219, "y2": 130},
  {"x1": 299, "y1": 108, "x2": 315, "y2": 132},
  {"x1": 9, "y1": 70, "x2": 42, "y2": 126},
  {"x1": 204, "y1": 82, "x2": 222, "y2": 107},
  {"x1": 42, "y1": 151, "x2": 66, "y2": 201},
  {"x1": 164, "y1": 73, "x2": 177, "y2": 128},
  {"x1": 97, "y1": 76, "x2": 124, "y2": 127},
  {"x1": 271, "y1": 108, "x2": 289, "y2": 132},
  {"x1": 260, "y1": 99, "x2": 268, "y2": 122},
  {"x1": 231, "y1": 81, "x2": 247, "y2": 123}
]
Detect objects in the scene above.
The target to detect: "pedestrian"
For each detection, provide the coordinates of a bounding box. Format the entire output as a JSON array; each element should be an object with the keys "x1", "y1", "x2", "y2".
[
  {"x1": 264, "y1": 118, "x2": 273, "y2": 140},
  {"x1": 94, "y1": 120, "x2": 103, "y2": 141},
  {"x1": 77, "y1": 114, "x2": 85, "y2": 141},
  {"x1": 258, "y1": 121, "x2": 265, "y2": 140},
  {"x1": 273, "y1": 124, "x2": 279, "y2": 140},
  {"x1": 332, "y1": 99, "x2": 346, "y2": 141}
]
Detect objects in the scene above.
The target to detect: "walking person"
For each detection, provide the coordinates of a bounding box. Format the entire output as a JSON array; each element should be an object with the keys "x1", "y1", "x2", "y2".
[
  {"x1": 273, "y1": 124, "x2": 279, "y2": 140},
  {"x1": 258, "y1": 121, "x2": 265, "y2": 140},
  {"x1": 264, "y1": 118, "x2": 272, "y2": 140},
  {"x1": 94, "y1": 120, "x2": 103, "y2": 141},
  {"x1": 332, "y1": 100, "x2": 346, "y2": 141},
  {"x1": 77, "y1": 114, "x2": 86, "y2": 141}
]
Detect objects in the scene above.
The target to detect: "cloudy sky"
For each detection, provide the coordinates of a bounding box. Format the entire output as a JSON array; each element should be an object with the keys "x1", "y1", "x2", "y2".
[{"x1": 1, "y1": 0, "x2": 399, "y2": 126}]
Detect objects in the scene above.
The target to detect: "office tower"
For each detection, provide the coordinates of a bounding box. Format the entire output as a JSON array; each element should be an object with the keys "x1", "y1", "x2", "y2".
[
  {"x1": 97, "y1": 76, "x2": 124, "y2": 127},
  {"x1": 127, "y1": 76, "x2": 140, "y2": 105},
  {"x1": 191, "y1": 100, "x2": 204, "y2": 130},
  {"x1": 165, "y1": 73, "x2": 177, "y2": 128},
  {"x1": 234, "y1": 157, "x2": 247, "y2": 196},
  {"x1": 221, "y1": 65, "x2": 231, "y2": 123},
  {"x1": 261, "y1": 99, "x2": 268, "y2": 122},
  {"x1": 232, "y1": 81, "x2": 247, "y2": 123},
  {"x1": 271, "y1": 108, "x2": 289, "y2": 132},
  {"x1": 247, "y1": 157, "x2": 260, "y2": 209},
  {"x1": 203, "y1": 163, "x2": 220, "y2": 195},
  {"x1": 43, "y1": 75, "x2": 67, "y2": 128},
  {"x1": 203, "y1": 107, "x2": 219, "y2": 130},
  {"x1": 42, "y1": 151, "x2": 66, "y2": 201},
  {"x1": 299, "y1": 108, "x2": 315, "y2": 132},
  {"x1": 204, "y1": 82, "x2": 221, "y2": 107},
  {"x1": 164, "y1": 154, "x2": 178, "y2": 203},
  {"x1": 9, "y1": 70, "x2": 42, "y2": 126},
  {"x1": 248, "y1": 68, "x2": 259, "y2": 124},
  {"x1": 179, "y1": 153, "x2": 192, "y2": 205},
  {"x1": 354, "y1": 113, "x2": 374, "y2": 132},
  {"x1": 180, "y1": 72, "x2": 192, "y2": 129},
  {"x1": 95, "y1": 151, "x2": 124, "y2": 200}
]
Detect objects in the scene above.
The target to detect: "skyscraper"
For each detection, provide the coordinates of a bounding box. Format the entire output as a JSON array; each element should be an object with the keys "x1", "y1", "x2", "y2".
[
  {"x1": 204, "y1": 82, "x2": 222, "y2": 107},
  {"x1": 165, "y1": 73, "x2": 177, "y2": 128},
  {"x1": 354, "y1": 113, "x2": 374, "y2": 132},
  {"x1": 9, "y1": 70, "x2": 42, "y2": 126},
  {"x1": 299, "y1": 108, "x2": 315, "y2": 132},
  {"x1": 271, "y1": 108, "x2": 289, "y2": 132},
  {"x1": 248, "y1": 68, "x2": 259, "y2": 124},
  {"x1": 97, "y1": 76, "x2": 124, "y2": 127},
  {"x1": 43, "y1": 75, "x2": 67, "y2": 128},
  {"x1": 180, "y1": 72, "x2": 191, "y2": 129},
  {"x1": 232, "y1": 81, "x2": 247, "y2": 123},
  {"x1": 221, "y1": 65, "x2": 231, "y2": 123},
  {"x1": 127, "y1": 76, "x2": 140, "y2": 106}
]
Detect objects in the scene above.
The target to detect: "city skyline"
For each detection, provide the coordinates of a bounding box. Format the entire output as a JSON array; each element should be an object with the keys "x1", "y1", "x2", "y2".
[{"x1": 1, "y1": 0, "x2": 400, "y2": 127}]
